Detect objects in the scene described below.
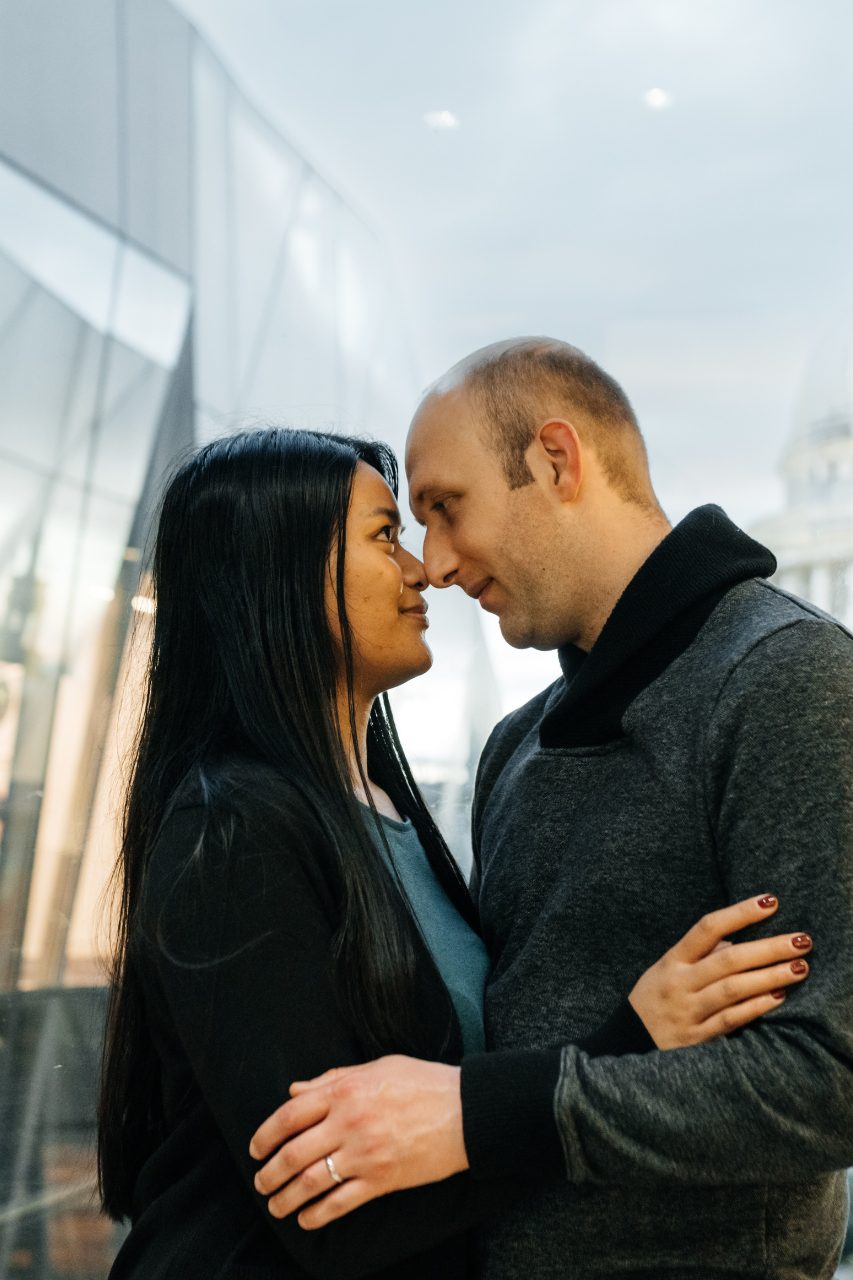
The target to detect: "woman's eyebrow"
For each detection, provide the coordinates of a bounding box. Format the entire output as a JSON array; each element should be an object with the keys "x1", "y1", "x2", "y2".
[{"x1": 367, "y1": 505, "x2": 402, "y2": 524}]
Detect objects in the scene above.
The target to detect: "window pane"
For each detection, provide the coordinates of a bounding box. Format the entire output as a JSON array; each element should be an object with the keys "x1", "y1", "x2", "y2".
[
  {"x1": 123, "y1": 0, "x2": 192, "y2": 272},
  {"x1": 0, "y1": 0, "x2": 119, "y2": 225}
]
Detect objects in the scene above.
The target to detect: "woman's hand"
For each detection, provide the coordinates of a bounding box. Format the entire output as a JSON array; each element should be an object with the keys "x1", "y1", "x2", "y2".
[{"x1": 629, "y1": 893, "x2": 812, "y2": 1049}]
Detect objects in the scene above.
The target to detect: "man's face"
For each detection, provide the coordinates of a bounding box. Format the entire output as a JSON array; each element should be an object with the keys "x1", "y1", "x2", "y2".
[{"x1": 405, "y1": 388, "x2": 568, "y2": 650}]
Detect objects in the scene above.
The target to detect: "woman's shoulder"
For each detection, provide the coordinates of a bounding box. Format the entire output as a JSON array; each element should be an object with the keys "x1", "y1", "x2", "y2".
[
  {"x1": 148, "y1": 754, "x2": 328, "y2": 894},
  {"x1": 141, "y1": 756, "x2": 334, "y2": 941},
  {"x1": 165, "y1": 754, "x2": 317, "y2": 831}
]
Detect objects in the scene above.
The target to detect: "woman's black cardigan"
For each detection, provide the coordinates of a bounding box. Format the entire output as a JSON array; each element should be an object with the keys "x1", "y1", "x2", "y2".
[{"x1": 108, "y1": 757, "x2": 651, "y2": 1280}]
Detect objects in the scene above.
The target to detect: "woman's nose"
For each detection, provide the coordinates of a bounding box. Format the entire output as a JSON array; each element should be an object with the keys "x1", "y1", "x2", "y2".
[{"x1": 401, "y1": 547, "x2": 427, "y2": 591}]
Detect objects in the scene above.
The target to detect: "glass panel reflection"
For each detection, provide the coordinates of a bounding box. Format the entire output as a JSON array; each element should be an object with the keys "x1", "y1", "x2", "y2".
[{"x1": 0, "y1": 4, "x2": 506, "y2": 1276}]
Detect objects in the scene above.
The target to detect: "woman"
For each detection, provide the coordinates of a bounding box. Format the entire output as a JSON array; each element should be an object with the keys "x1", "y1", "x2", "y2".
[{"x1": 98, "y1": 428, "x2": 811, "y2": 1280}]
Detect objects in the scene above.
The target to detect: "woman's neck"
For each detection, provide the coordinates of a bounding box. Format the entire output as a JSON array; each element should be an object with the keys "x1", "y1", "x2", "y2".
[{"x1": 335, "y1": 685, "x2": 401, "y2": 822}]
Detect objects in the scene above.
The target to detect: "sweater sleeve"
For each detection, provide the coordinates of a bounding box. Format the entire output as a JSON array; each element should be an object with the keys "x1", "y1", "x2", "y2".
[
  {"x1": 140, "y1": 790, "x2": 519, "y2": 1280},
  {"x1": 461, "y1": 619, "x2": 853, "y2": 1185}
]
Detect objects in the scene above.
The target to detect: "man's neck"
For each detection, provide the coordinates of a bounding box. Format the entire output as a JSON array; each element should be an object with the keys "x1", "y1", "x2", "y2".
[{"x1": 575, "y1": 509, "x2": 672, "y2": 653}]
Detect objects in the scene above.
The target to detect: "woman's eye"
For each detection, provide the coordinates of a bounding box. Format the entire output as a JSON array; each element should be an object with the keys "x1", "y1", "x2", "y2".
[{"x1": 378, "y1": 525, "x2": 398, "y2": 543}]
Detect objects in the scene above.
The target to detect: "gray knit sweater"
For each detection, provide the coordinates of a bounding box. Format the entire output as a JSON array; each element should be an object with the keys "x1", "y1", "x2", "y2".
[{"x1": 460, "y1": 507, "x2": 853, "y2": 1279}]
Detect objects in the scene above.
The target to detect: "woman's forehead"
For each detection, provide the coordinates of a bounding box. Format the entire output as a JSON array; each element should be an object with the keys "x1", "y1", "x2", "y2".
[{"x1": 352, "y1": 462, "x2": 398, "y2": 516}]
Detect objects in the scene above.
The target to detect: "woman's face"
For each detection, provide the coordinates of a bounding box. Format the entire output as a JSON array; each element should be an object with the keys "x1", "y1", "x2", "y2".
[{"x1": 326, "y1": 462, "x2": 432, "y2": 698}]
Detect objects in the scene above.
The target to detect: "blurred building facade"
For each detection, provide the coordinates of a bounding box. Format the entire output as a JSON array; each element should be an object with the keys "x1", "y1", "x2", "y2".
[
  {"x1": 750, "y1": 331, "x2": 853, "y2": 1268},
  {"x1": 0, "y1": 2, "x2": 500, "y2": 1274},
  {"x1": 751, "y1": 326, "x2": 853, "y2": 626}
]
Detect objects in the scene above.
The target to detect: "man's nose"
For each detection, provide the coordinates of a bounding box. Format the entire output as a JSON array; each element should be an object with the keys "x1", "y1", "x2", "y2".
[{"x1": 422, "y1": 531, "x2": 458, "y2": 590}]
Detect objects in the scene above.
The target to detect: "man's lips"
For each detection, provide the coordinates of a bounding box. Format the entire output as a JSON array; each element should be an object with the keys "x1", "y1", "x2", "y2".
[{"x1": 468, "y1": 579, "x2": 493, "y2": 604}]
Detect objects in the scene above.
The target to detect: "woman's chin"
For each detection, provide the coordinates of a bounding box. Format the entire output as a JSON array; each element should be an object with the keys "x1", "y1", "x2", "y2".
[
  {"x1": 405, "y1": 643, "x2": 434, "y2": 681},
  {"x1": 379, "y1": 646, "x2": 434, "y2": 694}
]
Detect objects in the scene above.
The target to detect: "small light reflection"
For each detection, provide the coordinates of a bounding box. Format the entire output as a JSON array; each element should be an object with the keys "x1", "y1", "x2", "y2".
[
  {"x1": 130, "y1": 595, "x2": 155, "y2": 615},
  {"x1": 423, "y1": 110, "x2": 460, "y2": 131},
  {"x1": 643, "y1": 87, "x2": 672, "y2": 111}
]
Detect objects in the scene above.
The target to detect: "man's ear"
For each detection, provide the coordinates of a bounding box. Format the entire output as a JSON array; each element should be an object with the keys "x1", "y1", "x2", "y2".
[{"x1": 530, "y1": 418, "x2": 583, "y2": 502}]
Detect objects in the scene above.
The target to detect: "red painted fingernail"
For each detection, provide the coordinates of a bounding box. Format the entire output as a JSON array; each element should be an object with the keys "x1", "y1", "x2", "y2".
[
  {"x1": 791, "y1": 959, "x2": 808, "y2": 975},
  {"x1": 792, "y1": 934, "x2": 811, "y2": 950},
  {"x1": 757, "y1": 895, "x2": 777, "y2": 909},
  {"x1": 770, "y1": 989, "x2": 786, "y2": 999}
]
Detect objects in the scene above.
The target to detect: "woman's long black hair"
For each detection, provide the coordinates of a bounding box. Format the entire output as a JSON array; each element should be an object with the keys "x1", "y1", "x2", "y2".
[{"x1": 97, "y1": 427, "x2": 474, "y2": 1222}]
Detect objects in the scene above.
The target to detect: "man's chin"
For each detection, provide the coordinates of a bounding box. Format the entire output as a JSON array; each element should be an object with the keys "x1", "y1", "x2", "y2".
[
  {"x1": 497, "y1": 614, "x2": 534, "y2": 649},
  {"x1": 498, "y1": 613, "x2": 560, "y2": 652}
]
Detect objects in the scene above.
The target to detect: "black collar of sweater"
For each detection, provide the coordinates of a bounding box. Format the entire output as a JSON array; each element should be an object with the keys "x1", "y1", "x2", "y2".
[{"x1": 539, "y1": 504, "x2": 777, "y2": 749}]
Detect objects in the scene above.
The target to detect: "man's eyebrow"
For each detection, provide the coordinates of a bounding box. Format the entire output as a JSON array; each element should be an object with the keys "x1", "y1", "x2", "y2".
[
  {"x1": 410, "y1": 485, "x2": 437, "y2": 509},
  {"x1": 409, "y1": 486, "x2": 447, "y2": 525}
]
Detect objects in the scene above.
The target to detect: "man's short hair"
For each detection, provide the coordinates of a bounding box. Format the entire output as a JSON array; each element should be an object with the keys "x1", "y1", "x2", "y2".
[{"x1": 456, "y1": 338, "x2": 655, "y2": 505}]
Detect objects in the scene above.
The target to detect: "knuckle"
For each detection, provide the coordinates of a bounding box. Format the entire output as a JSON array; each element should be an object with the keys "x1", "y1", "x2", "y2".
[
  {"x1": 335, "y1": 1076, "x2": 358, "y2": 1102},
  {"x1": 720, "y1": 977, "x2": 739, "y2": 1003},
  {"x1": 719, "y1": 1006, "x2": 740, "y2": 1032}
]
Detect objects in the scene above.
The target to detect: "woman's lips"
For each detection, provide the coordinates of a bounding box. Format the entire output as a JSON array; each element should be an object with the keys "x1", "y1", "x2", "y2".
[{"x1": 401, "y1": 604, "x2": 429, "y2": 627}]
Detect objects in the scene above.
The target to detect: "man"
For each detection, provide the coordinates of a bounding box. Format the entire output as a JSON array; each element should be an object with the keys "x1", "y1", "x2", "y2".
[{"x1": 251, "y1": 339, "x2": 853, "y2": 1277}]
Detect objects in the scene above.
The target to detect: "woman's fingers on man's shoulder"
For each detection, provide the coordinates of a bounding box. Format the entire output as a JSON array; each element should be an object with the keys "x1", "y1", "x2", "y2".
[
  {"x1": 696, "y1": 930, "x2": 813, "y2": 986},
  {"x1": 695, "y1": 991, "x2": 792, "y2": 1041},
  {"x1": 675, "y1": 893, "x2": 781, "y2": 962}
]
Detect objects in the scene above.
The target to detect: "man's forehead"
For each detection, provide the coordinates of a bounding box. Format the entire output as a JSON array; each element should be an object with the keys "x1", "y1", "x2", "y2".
[
  {"x1": 406, "y1": 421, "x2": 470, "y2": 510},
  {"x1": 406, "y1": 388, "x2": 477, "y2": 464}
]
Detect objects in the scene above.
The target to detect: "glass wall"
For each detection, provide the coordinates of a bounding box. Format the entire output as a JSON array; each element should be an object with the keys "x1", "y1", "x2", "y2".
[{"x1": 0, "y1": 2, "x2": 495, "y2": 1273}]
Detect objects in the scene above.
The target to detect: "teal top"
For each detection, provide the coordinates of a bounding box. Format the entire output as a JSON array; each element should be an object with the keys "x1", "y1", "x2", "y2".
[{"x1": 360, "y1": 806, "x2": 490, "y2": 1055}]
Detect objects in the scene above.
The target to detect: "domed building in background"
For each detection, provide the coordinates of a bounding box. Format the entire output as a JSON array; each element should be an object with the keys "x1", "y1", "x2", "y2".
[{"x1": 751, "y1": 325, "x2": 853, "y2": 627}]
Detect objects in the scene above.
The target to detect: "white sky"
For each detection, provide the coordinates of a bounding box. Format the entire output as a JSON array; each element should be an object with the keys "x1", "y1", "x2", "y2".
[{"x1": 174, "y1": 0, "x2": 853, "y2": 709}]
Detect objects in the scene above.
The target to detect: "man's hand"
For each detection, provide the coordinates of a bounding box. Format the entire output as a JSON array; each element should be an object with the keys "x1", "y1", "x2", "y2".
[{"x1": 249, "y1": 1055, "x2": 467, "y2": 1229}]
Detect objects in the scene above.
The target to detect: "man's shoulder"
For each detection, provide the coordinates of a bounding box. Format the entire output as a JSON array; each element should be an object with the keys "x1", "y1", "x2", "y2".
[
  {"x1": 698, "y1": 577, "x2": 852, "y2": 675},
  {"x1": 735, "y1": 577, "x2": 851, "y2": 630},
  {"x1": 473, "y1": 677, "x2": 563, "y2": 819},
  {"x1": 484, "y1": 678, "x2": 563, "y2": 756},
  {"x1": 702, "y1": 580, "x2": 853, "y2": 739}
]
